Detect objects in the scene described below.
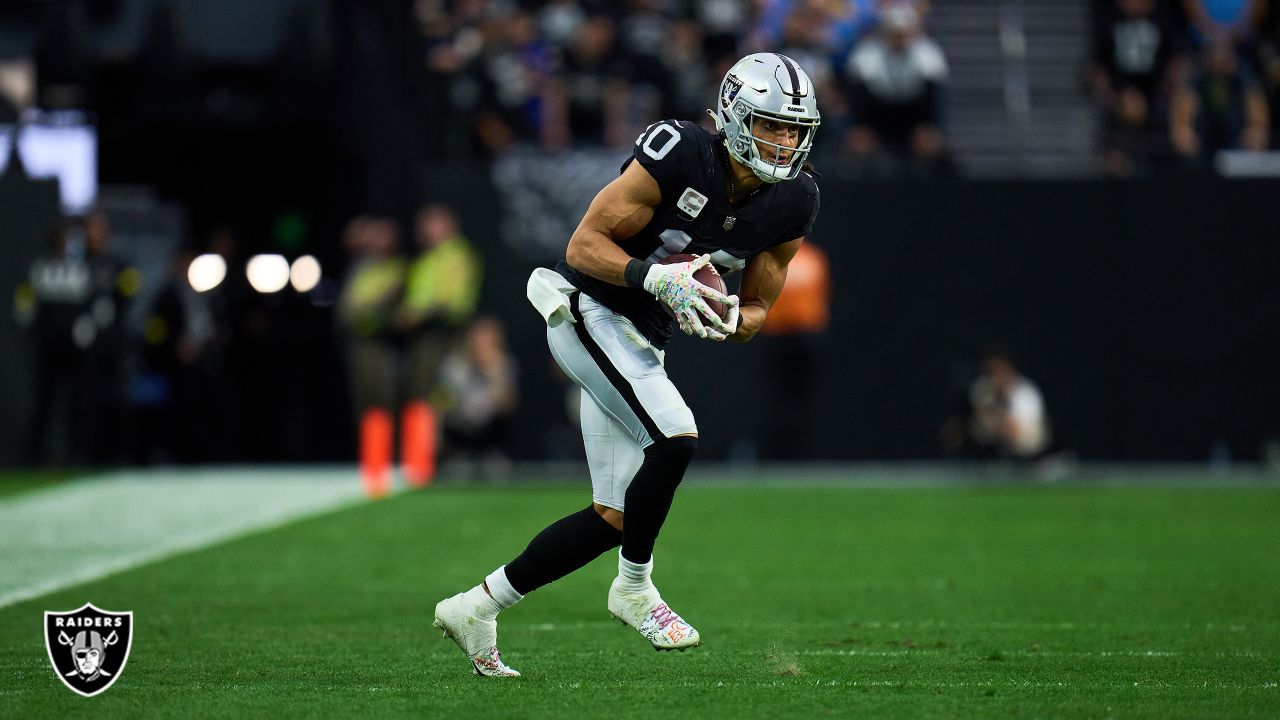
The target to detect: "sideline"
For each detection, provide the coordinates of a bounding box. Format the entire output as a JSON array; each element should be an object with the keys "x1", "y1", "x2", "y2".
[{"x1": 0, "y1": 468, "x2": 370, "y2": 609}]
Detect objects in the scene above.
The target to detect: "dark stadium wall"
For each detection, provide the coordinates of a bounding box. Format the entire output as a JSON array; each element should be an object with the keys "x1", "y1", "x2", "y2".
[
  {"x1": 2, "y1": 175, "x2": 1276, "y2": 464},
  {"x1": 464, "y1": 175, "x2": 1280, "y2": 463},
  {"x1": 0, "y1": 178, "x2": 61, "y2": 465}
]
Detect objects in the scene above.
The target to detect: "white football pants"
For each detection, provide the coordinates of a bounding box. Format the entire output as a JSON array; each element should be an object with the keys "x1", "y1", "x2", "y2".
[{"x1": 546, "y1": 292, "x2": 697, "y2": 511}]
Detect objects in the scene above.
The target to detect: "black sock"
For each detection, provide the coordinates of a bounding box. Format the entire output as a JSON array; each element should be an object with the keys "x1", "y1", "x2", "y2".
[
  {"x1": 621, "y1": 436, "x2": 698, "y2": 563},
  {"x1": 503, "y1": 505, "x2": 622, "y2": 595}
]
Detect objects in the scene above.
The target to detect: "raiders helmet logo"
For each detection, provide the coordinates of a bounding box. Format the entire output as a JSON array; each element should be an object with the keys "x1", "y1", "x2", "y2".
[
  {"x1": 720, "y1": 75, "x2": 743, "y2": 109},
  {"x1": 45, "y1": 603, "x2": 133, "y2": 697}
]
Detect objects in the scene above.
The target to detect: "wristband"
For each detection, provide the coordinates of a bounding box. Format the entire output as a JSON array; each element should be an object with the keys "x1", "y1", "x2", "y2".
[{"x1": 624, "y1": 259, "x2": 654, "y2": 289}]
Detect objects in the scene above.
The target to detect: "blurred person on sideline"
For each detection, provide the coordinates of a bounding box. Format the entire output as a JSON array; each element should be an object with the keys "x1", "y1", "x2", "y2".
[
  {"x1": 1091, "y1": 0, "x2": 1191, "y2": 176},
  {"x1": 840, "y1": 4, "x2": 953, "y2": 177},
  {"x1": 135, "y1": 247, "x2": 225, "y2": 463},
  {"x1": 81, "y1": 210, "x2": 134, "y2": 463},
  {"x1": 1170, "y1": 36, "x2": 1271, "y2": 162},
  {"x1": 943, "y1": 350, "x2": 1051, "y2": 461},
  {"x1": 758, "y1": 239, "x2": 831, "y2": 460},
  {"x1": 336, "y1": 217, "x2": 405, "y2": 419},
  {"x1": 438, "y1": 317, "x2": 519, "y2": 471},
  {"x1": 19, "y1": 221, "x2": 95, "y2": 466},
  {"x1": 397, "y1": 204, "x2": 483, "y2": 407}
]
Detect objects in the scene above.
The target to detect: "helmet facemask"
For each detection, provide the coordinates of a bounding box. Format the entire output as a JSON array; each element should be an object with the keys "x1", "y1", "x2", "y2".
[
  {"x1": 712, "y1": 53, "x2": 821, "y2": 184},
  {"x1": 737, "y1": 111, "x2": 818, "y2": 182}
]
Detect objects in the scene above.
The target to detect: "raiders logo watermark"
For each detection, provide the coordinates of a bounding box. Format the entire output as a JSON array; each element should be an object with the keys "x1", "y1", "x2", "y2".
[{"x1": 44, "y1": 603, "x2": 133, "y2": 697}]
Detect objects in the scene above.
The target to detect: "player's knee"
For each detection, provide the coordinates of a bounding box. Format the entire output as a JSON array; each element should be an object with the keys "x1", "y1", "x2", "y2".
[
  {"x1": 593, "y1": 502, "x2": 625, "y2": 531},
  {"x1": 644, "y1": 435, "x2": 699, "y2": 468}
]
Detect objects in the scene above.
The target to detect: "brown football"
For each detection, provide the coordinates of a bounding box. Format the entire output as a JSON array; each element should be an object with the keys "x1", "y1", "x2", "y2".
[{"x1": 659, "y1": 253, "x2": 729, "y2": 321}]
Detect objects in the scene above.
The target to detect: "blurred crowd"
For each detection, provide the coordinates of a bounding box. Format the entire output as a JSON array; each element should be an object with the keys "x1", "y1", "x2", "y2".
[
  {"x1": 413, "y1": 0, "x2": 953, "y2": 177},
  {"x1": 0, "y1": 0, "x2": 957, "y2": 180},
  {"x1": 17, "y1": 202, "x2": 519, "y2": 470},
  {"x1": 4, "y1": 0, "x2": 1278, "y2": 183},
  {"x1": 1091, "y1": 0, "x2": 1280, "y2": 177}
]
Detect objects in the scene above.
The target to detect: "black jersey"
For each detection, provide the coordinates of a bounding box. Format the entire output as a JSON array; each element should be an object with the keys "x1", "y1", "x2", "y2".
[{"x1": 556, "y1": 120, "x2": 820, "y2": 348}]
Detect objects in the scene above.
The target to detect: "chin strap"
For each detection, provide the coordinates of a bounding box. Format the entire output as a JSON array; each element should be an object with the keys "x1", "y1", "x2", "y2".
[{"x1": 706, "y1": 108, "x2": 723, "y2": 132}]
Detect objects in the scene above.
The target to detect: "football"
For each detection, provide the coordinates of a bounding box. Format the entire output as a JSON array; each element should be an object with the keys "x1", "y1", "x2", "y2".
[{"x1": 659, "y1": 253, "x2": 729, "y2": 321}]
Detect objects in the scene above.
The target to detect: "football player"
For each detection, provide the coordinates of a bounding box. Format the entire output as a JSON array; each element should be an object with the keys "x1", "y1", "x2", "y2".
[{"x1": 434, "y1": 53, "x2": 821, "y2": 676}]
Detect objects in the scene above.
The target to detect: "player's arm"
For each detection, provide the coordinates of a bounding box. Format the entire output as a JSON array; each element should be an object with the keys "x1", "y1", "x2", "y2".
[
  {"x1": 730, "y1": 237, "x2": 803, "y2": 343},
  {"x1": 564, "y1": 161, "x2": 660, "y2": 286},
  {"x1": 564, "y1": 159, "x2": 736, "y2": 338}
]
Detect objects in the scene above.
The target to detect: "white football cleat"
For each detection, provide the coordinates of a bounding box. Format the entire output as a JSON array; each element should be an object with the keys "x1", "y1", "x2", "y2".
[
  {"x1": 607, "y1": 577, "x2": 701, "y2": 651},
  {"x1": 433, "y1": 592, "x2": 521, "y2": 677}
]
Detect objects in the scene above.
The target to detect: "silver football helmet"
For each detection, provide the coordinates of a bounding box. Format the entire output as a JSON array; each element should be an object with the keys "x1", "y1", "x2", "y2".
[{"x1": 711, "y1": 53, "x2": 821, "y2": 183}]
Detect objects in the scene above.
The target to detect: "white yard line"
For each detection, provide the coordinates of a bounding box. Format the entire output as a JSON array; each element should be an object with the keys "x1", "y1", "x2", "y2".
[
  {"x1": 0, "y1": 468, "x2": 370, "y2": 609},
  {"x1": 800, "y1": 648, "x2": 1193, "y2": 657}
]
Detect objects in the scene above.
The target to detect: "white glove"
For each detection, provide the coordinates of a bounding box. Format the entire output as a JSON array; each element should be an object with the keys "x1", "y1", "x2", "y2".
[
  {"x1": 643, "y1": 254, "x2": 739, "y2": 339},
  {"x1": 703, "y1": 302, "x2": 740, "y2": 342}
]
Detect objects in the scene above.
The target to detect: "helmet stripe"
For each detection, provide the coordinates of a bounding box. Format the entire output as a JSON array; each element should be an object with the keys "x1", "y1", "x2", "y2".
[{"x1": 774, "y1": 54, "x2": 807, "y2": 98}]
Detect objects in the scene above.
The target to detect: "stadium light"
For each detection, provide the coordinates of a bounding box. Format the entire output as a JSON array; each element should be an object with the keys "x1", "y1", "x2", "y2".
[
  {"x1": 289, "y1": 255, "x2": 322, "y2": 293},
  {"x1": 188, "y1": 253, "x2": 227, "y2": 293},
  {"x1": 246, "y1": 254, "x2": 290, "y2": 294}
]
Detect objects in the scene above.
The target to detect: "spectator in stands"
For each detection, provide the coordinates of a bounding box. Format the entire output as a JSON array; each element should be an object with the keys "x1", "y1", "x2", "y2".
[
  {"x1": 1091, "y1": 0, "x2": 1190, "y2": 107},
  {"x1": 1091, "y1": 0, "x2": 1191, "y2": 176},
  {"x1": 693, "y1": 0, "x2": 748, "y2": 62},
  {"x1": 441, "y1": 8, "x2": 552, "y2": 157},
  {"x1": 942, "y1": 350, "x2": 1052, "y2": 461},
  {"x1": 397, "y1": 204, "x2": 482, "y2": 408},
  {"x1": 758, "y1": 240, "x2": 832, "y2": 460},
  {"x1": 840, "y1": 4, "x2": 953, "y2": 177},
  {"x1": 539, "y1": 0, "x2": 586, "y2": 50},
  {"x1": 663, "y1": 20, "x2": 715, "y2": 122},
  {"x1": 439, "y1": 317, "x2": 519, "y2": 471},
  {"x1": 776, "y1": 3, "x2": 842, "y2": 111},
  {"x1": 616, "y1": 0, "x2": 676, "y2": 128},
  {"x1": 1100, "y1": 84, "x2": 1180, "y2": 176},
  {"x1": 544, "y1": 14, "x2": 629, "y2": 149},
  {"x1": 749, "y1": 0, "x2": 930, "y2": 57},
  {"x1": 1170, "y1": 36, "x2": 1271, "y2": 162},
  {"x1": 1182, "y1": 0, "x2": 1268, "y2": 48}
]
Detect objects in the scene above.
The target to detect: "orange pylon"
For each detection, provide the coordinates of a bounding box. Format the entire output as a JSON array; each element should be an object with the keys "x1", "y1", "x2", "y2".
[
  {"x1": 360, "y1": 408, "x2": 393, "y2": 498},
  {"x1": 401, "y1": 400, "x2": 437, "y2": 487}
]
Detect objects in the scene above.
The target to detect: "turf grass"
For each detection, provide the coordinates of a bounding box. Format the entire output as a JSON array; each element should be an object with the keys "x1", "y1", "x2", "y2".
[{"x1": 0, "y1": 479, "x2": 1277, "y2": 719}]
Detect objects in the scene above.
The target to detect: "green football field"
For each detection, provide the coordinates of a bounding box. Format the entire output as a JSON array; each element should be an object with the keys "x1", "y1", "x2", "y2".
[{"x1": 1, "y1": 473, "x2": 1278, "y2": 719}]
